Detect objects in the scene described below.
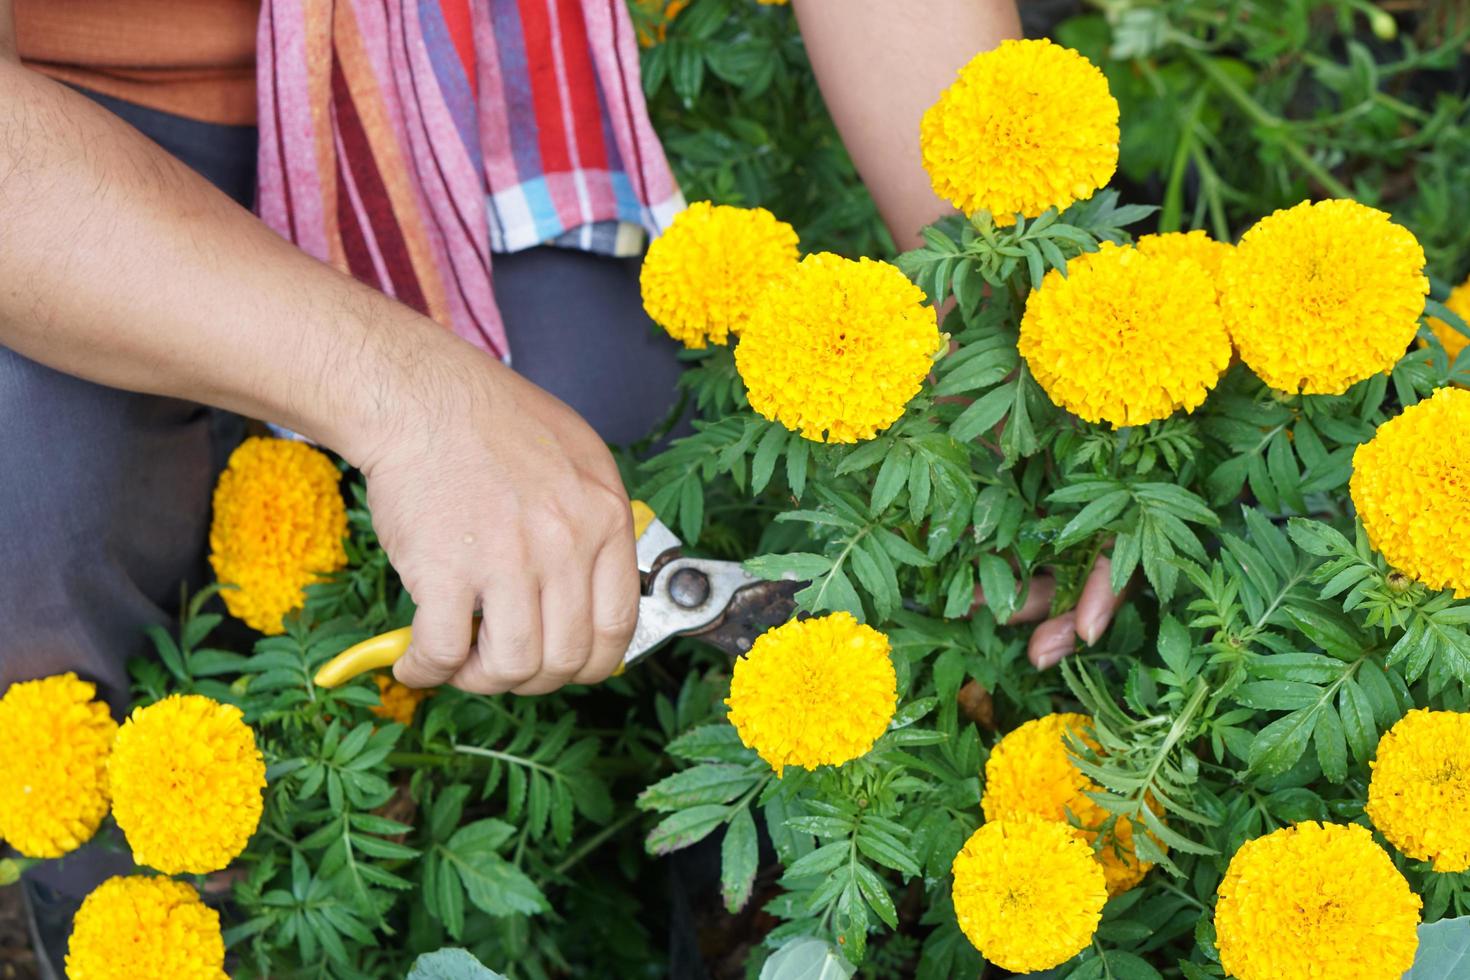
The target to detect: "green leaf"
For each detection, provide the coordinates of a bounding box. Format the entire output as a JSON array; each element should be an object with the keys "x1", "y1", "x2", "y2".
[
  {"x1": 752, "y1": 424, "x2": 789, "y2": 494},
  {"x1": 907, "y1": 453, "x2": 933, "y2": 523},
  {"x1": 855, "y1": 824, "x2": 921, "y2": 877},
  {"x1": 638, "y1": 764, "x2": 761, "y2": 812},
  {"x1": 782, "y1": 840, "x2": 849, "y2": 881},
  {"x1": 1156, "y1": 616, "x2": 1193, "y2": 677},
  {"x1": 933, "y1": 345, "x2": 1015, "y2": 396},
  {"x1": 870, "y1": 444, "x2": 911, "y2": 514},
  {"x1": 1337, "y1": 679, "x2": 1377, "y2": 765},
  {"x1": 1404, "y1": 915, "x2": 1470, "y2": 979},
  {"x1": 1287, "y1": 518, "x2": 1353, "y2": 557},
  {"x1": 1247, "y1": 706, "x2": 1319, "y2": 777},
  {"x1": 759, "y1": 937, "x2": 856, "y2": 980},
  {"x1": 787, "y1": 437, "x2": 810, "y2": 500},
  {"x1": 443, "y1": 822, "x2": 547, "y2": 918},
  {"x1": 407, "y1": 949, "x2": 507, "y2": 980},
  {"x1": 721, "y1": 807, "x2": 758, "y2": 912},
  {"x1": 1056, "y1": 490, "x2": 1132, "y2": 549},
  {"x1": 646, "y1": 804, "x2": 731, "y2": 855},
  {"x1": 976, "y1": 553, "x2": 1016, "y2": 623},
  {"x1": 666, "y1": 724, "x2": 754, "y2": 764},
  {"x1": 853, "y1": 863, "x2": 897, "y2": 929},
  {"x1": 745, "y1": 553, "x2": 832, "y2": 581},
  {"x1": 949, "y1": 384, "x2": 1015, "y2": 443},
  {"x1": 1314, "y1": 704, "x2": 1348, "y2": 782}
]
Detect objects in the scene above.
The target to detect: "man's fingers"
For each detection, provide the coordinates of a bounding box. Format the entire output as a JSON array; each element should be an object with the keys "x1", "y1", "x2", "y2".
[
  {"x1": 1027, "y1": 611, "x2": 1077, "y2": 670},
  {"x1": 1011, "y1": 575, "x2": 1058, "y2": 624},
  {"x1": 1076, "y1": 556, "x2": 1127, "y2": 645},
  {"x1": 514, "y1": 574, "x2": 593, "y2": 695},
  {"x1": 450, "y1": 580, "x2": 543, "y2": 695},
  {"x1": 395, "y1": 583, "x2": 476, "y2": 688},
  {"x1": 574, "y1": 525, "x2": 640, "y2": 685}
]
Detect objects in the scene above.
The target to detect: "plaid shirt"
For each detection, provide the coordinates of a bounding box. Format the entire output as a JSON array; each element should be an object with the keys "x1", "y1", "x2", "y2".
[{"x1": 257, "y1": 0, "x2": 684, "y2": 359}]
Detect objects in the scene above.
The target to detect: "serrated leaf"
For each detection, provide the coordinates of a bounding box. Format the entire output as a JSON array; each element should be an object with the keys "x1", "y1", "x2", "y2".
[
  {"x1": 1248, "y1": 706, "x2": 1319, "y2": 777},
  {"x1": 759, "y1": 937, "x2": 856, "y2": 980},
  {"x1": 646, "y1": 804, "x2": 731, "y2": 855},
  {"x1": 721, "y1": 807, "x2": 758, "y2": 912}
]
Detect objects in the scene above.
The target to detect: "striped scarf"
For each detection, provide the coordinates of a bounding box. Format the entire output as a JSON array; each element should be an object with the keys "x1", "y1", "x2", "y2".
[{"x1": 256, "y1": 0, "x2": 684, "y2": 359}]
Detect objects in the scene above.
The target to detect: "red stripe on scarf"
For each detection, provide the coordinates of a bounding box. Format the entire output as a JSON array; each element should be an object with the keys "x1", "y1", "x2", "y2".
[
  {"x1": 516, "y1": 0, "x2": 572, "y2": 173},
  {"x1": 440, "y1": 0, "x2": 478, "y2": 97},
  {"x1": 331, "y1": 55, "x2": 431, "y2": 315},
  {"x1": 555, "y1": 0, "x2": 608, "y2": 170}
]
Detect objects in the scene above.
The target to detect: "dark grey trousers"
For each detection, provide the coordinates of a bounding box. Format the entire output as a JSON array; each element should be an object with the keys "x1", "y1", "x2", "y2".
[{"x1": 1, "y1": 90, "x2": 682, "y2": 917}]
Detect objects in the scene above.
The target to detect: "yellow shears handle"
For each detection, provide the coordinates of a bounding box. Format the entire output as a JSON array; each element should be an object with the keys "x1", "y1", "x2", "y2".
[{"x1": 312, "y1": 500, "x2": 657, "y2": 689}]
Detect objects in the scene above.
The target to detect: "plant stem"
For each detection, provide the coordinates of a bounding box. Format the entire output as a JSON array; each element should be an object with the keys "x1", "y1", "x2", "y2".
[
  {"x1": 386, "y1": 751, "x2": 455, "y2": 769},
  {"x1": 550, "y1": 809, "x2": 643, "y2": 877},
  {"x1": 1182, "y1": 47, "x2": 1353, "y2": 198}
]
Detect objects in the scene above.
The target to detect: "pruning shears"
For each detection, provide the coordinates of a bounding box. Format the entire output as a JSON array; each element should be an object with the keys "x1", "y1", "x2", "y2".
[{"x1": 312, "y1": 501, "x2": 802, "y2": 688}]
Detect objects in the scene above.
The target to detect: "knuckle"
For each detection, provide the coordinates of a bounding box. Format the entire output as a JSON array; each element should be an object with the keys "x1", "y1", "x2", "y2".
[
  {"x1": 594, "y1": 594, "x2": 640, "y2": 639},
  {"x1": 543, "y1": 642, "x2": 591, "y2": 677}
]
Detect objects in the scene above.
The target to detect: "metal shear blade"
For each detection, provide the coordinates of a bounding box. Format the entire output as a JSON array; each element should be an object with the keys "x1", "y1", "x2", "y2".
[{"x1": 624, "y1": 517, "x2": 802, "y2": 667}]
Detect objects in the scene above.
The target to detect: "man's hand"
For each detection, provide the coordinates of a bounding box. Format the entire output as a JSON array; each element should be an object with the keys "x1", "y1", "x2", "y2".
[
  {"x1": 0, "y1": 59, "x2": 640, "y2": 700},
  {"x1": 361, "y1": 358, "x2": 641, "y2": 696},
  {"x1": 975, "y1": 556, "x2": 1129, "y2": 670}
]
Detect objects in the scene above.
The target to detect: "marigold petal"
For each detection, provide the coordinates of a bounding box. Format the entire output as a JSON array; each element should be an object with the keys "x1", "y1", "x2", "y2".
[
  {"x1": 1425, "y1": 275, "x2": 1470, "y2": 362},
  {"x1": 640, "y1": 201, "x2": 799, "y2": 349},
  {"x1": 950, "y1": 816, "x2": 1107, "y2": 972},
  {"x1": 209, "y1": 437, "x2": 348, "y2": 635},
  {"x1": 920, "y1": 39, "x2": 1118, "y2": 224},
  {"x1": 1350, "y1": 387, "x2": 1470, "y2": 597},
  {"x1": 725, "y1": 612, "x2": 896, "y2": 771},
  {"x1": 0, "y1": 673, "x2": 116, "y2": 858},
  {"x1": 1220, "y1": 199, "x2": 1428, "y2": 395},
  {"x1": 1214, "y1": 821, "x2": 1420, "y2": 980},
  {"x1": 1367, "y1": 708, "x2": 1470, "y2": 871},
  {"x1": 372, "y1": 673, "x2": 433, "y2": 727},
  {"x1": 735, "y1": 252, "x2": 940, "y2": 443},
  {"x1": 66, "y1": 876, "x2": 226, "y2": 980},
  {"x1": 1019, "y1": 242, "x2": 1232, "y2": 427},
  {"x1": 109, "y1": 694, "x2": 266, "y2": 874},
  {"x1": 981, "y1": 712, "x2": 1162, "y2": 894},
  {"x1": 1135, "y1": 229, "x2": 1233, "y2": 297}
]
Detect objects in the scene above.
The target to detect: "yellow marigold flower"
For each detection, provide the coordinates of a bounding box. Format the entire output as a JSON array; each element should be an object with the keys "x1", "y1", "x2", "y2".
[
  {"x1": 210, "y1": 436, "x2": 348, "y2": 635},
  {"x1": 109, "y1": 694, "x2": 266, "y2": 874},
  {"x1": 982, "y1": 712, "x2": 1160, "y2": 894},
  {"x1": 1135, "y1": 230, "x2": 1233, "y2": 296},
  {"x1": 735, "y1": 253, "x2": 940, "y2": 443},
  {"x1": 1425, "y1": 275, "x2": 1470, "y2": 363},
  {"x1": 633, "y1": 0, "x2": 688, "y2": 46},
  {"x1": 1220, "y1": 199, "x2": 1428, "y2": 395},
  {"x1": 725, "y1": 612, "x2": 896, "y2": 772},
  {"x1": 1019, "y1": 242, "x2": 1232, "y2": 428},
  {"x1": 0, "y1": 673, "x2": 117, "y2": 858},
  {"x1": 1350, "y1": 387, "x2": 1470, "y2": 597},
  {"x1": 372, "y1": 673, "x2": 432, "y2": 726},
  {"x1": 640, "y1": 201, "x2": 799, "y2": 349},
  {"x1": 920, "y1": 39, "x2": 1118, "y2": 225},
  {"x1": 67, "y1": 876, "x2": 226, "y2": 980},
  {"x1": 1366, "y1": 708, "x2": 1470, "y2": 872},
  {"x1": 1215, "y1": 821, "x2": 1420, "y2": 980},
  {"x1": 950, "y1": 816, "x2": 1106, "y2": 972}
]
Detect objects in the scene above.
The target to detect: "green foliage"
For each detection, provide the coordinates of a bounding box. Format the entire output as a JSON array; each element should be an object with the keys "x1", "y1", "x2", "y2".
[
  {"x1": 99, "y1": 4, "x2": 1470, "y2": 978},
  {"x1": 1057, "y1": 1, "x2": 1470, "y2": 276},
  {"x1": 626, "y1": 14, "x2": 1470, "y2": 960},
  {"x1": 638, "y1": 0, "x2": 891, "y2": 257},
  {"x1": 406, "y1": 948, "x2": 507, "y2": 980}
]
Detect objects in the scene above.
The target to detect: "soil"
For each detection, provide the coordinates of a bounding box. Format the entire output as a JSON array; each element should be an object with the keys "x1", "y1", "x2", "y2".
[{"x1": 0, "y1": 886, "x2": 40, "y2": 980}]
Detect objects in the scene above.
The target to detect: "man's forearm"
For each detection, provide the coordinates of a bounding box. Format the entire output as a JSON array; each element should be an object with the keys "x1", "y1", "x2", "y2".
[
  {"x1": 0, "y1": 59, "x2": 486, "y2": 466},
  {"x1": 793, "y1": 0, "x2": 1021, "y2": 251}
]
